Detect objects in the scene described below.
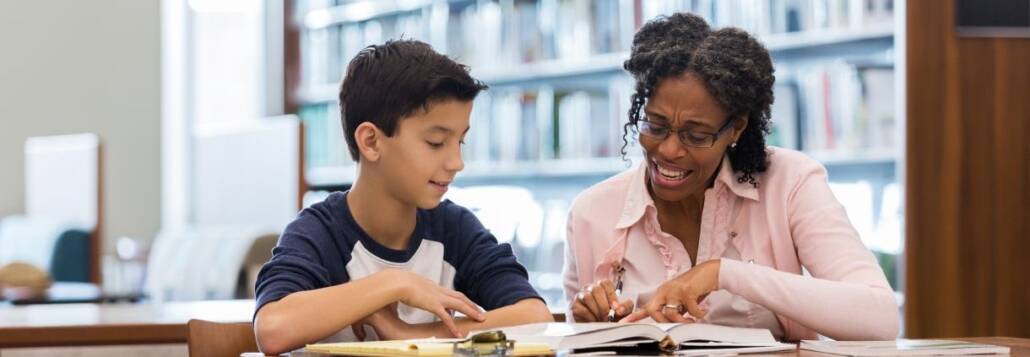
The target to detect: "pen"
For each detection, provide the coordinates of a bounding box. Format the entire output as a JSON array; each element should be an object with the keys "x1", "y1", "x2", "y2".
[{"x1": 607, "y1": 265, "x2": 626, "y2": 322}]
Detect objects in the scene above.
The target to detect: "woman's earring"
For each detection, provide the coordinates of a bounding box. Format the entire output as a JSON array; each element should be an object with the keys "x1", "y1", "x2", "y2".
[{"x1": 730, "y1": 142, "x2": 737, "y2": 149}]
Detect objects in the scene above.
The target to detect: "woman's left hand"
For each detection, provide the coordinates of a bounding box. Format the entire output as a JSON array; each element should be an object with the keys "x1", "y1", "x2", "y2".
[{"x1": 621, "y1": 259, "x2": 721, "y2": 323}]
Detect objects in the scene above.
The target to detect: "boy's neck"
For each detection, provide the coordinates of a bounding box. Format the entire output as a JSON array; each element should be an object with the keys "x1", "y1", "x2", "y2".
[{"x1": 346, "y1": 172, "x2": 417, "y2": 251}]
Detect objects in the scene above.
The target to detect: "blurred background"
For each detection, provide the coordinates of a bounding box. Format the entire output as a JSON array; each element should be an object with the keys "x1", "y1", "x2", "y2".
[
  {"x1": 0, "y1": 1, "x2": 1026, "y2": 353},
  {"x1": 293, "y1": 0, "x2": 904, "y2": 308},
  {"x1": 0, "y1": 0, "x2": 904, "y2": 305}
]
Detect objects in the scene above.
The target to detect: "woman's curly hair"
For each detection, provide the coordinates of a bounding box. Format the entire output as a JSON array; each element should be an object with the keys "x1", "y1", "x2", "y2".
[{"x1": 622, "y1": 12, "x2": 775, "y2": 187}]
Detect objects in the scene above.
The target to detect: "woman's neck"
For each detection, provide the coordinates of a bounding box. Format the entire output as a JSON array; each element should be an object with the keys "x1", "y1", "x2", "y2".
[
  {"x1": 654, "y1": 192, "x2": 705, "y2": 220},
  {"x1": 347, "y1": 172, "x2": 417, "y2": 251}
]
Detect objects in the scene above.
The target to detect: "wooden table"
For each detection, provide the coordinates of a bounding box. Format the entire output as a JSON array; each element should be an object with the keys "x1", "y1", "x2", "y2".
[
  {"x1": 3, "y1": 282, "x2": 143, "y2": 305},
  {"x1": 280, "y1": 337, "x2": 1030, "y2": 356},
  {"x1": 0, "y1": 299, "x2": 254, "y2": 348}
]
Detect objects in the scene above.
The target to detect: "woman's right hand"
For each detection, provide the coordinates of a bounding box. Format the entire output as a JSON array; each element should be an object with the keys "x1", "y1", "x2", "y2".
[{"x1": 569, "y1": 279, "x2": 634, "y2": 322}]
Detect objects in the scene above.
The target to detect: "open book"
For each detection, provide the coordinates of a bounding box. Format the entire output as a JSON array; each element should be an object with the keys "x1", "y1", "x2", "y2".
[
  {"x1": 477, "y1": 322, "x2": 795, "y2": 353},
  {"x1": 800, "y1": 339, "x2": 1011, "y2": 356}
]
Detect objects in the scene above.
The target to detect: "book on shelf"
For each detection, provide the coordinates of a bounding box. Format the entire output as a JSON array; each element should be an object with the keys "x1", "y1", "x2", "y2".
[
  {"x1": 479, "y1": 322, "x2": 795, "y2": 354},
  {"x1": 800, "y1": 339, "x2": 1011, "y2": 356},
  {"x1": 296, "y1": 0, "x2": 895, "y2": 95},
  {"x1": 557, "y1": 91, "x2": 614, "y2": 159},
  {"x1": 292, "y1": 0, "x2": 898, "y2": 187},
  {"x1": 793, "y1": 61, "x2": 895, "y2": 154}
]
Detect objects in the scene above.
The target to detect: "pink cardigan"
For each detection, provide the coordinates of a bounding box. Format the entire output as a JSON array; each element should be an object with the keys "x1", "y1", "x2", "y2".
[{"x1": 562, "y1": 147, "x2": 899, "y2": 341}]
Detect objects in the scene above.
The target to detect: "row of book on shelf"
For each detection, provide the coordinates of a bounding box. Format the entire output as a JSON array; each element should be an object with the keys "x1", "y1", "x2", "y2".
[
  {"x1": 774, "y1": 60, "x2": 897, "y2": 153},
  {"x1": 299, "y1": 62, "x2": 895, "y2": 168},
  {"x1": 298, "y1": 0, "x2": 895, "y2": 92}
]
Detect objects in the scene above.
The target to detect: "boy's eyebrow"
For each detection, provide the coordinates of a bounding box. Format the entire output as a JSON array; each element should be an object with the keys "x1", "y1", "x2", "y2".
[
  {"x1": 427, "y1": 126, "x2": 471, "y2": 135},
  {"x1": 427, "y1": 126, "x2": 453, "y2": 134}
]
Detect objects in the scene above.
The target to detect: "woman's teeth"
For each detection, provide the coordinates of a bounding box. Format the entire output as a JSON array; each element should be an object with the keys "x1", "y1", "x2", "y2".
[{"x1": 654, "y1": 161, "x2": 686, "y2": 179}]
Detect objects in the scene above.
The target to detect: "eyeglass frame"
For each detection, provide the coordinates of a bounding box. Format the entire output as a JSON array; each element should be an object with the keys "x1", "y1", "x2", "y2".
[{"x1": 634, "y1": 114, "x2": 740, "y2": 148}]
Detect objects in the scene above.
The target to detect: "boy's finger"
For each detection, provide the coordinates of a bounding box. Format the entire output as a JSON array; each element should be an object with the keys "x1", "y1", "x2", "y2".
[
  {"x1": 444, "y1": 297, "x2": 482, "y2": 323},
  {"x1": 435, "y1": 307, "x2": 462, "y2": 338},
  {"x1": 444, "y1": 289, "x2": 482, "y2": 320},
  {"x1": 450, "y1": 291, "x2": 485, "y2": 321},
  {"x1": 352, "y1": 324, "x2": 366, "y2": 341}
]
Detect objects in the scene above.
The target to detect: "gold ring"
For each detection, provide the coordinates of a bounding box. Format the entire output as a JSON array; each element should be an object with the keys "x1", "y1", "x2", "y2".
[{"x1": 663, "y1": 304, "x2": 681, "y2": 310}]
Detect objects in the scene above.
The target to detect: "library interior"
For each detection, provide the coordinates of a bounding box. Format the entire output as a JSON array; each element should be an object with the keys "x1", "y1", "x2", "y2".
[{"x1": 0, "y1": 0, "x2": 1027, "y2": 356}]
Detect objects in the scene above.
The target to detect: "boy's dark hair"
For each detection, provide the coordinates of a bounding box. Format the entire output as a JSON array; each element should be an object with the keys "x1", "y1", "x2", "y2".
[{"x1": 339, "y1": 39, "x2": 488, "y2": 161}]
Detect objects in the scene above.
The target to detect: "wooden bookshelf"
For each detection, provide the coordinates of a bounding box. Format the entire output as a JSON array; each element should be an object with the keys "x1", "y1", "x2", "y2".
[{"x1": 296, "y1": 24, "x2": 895, "y2": 103}]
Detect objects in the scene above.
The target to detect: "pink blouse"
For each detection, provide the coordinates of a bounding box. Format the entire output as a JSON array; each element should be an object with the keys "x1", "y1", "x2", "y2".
[{"x1": 562, "y1": 147, "x2": 899, "y2": 341}]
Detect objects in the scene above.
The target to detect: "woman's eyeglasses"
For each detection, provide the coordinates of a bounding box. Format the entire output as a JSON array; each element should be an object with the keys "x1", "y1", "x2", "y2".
[{"x1": 636, "y1": 115, "x2": 737, "y2": 148}]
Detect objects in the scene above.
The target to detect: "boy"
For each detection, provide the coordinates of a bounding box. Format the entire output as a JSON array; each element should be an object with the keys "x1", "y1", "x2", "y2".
[{"x1": 252, "y1": 40, "x2": 552, "y2": 354}]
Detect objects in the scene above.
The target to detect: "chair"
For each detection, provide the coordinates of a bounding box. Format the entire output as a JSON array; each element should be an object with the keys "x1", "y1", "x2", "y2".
[{"x1": 186, "y1": 319, "x2": 259, "y2": 357}]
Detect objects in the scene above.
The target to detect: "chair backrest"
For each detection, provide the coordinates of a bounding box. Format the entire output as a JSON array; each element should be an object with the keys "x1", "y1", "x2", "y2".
[{"x1": 186, "y1": 319, "x2": 258, "y2": 357}]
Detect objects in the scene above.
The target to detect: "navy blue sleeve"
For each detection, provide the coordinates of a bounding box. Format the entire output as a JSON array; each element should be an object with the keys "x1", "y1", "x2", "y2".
[
  {"x1": 254, "y1": 210, "x2": 350, "y2": 317},
  {"x1": 448, "y1": 204, "x2": 543, "y2": 310}
]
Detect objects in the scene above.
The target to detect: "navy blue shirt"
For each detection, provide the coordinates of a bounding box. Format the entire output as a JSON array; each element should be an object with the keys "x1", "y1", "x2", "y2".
[{"x1": 255, "y1": 191, "x2": 541, "y2": 319}]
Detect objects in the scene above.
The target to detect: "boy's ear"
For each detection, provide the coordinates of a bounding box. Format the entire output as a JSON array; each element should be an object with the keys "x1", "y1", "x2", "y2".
[{"x1": 354, "y1": 122, "x2": 383, "y2": 162}]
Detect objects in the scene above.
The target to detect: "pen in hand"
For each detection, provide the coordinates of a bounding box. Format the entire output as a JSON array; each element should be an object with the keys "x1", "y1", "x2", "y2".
[{"x1": 607, "y1": 266, "x2": 626, "y2": 322}]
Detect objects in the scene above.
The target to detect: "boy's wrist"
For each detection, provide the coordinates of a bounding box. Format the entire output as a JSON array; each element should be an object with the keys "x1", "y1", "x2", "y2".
[{"x1": 379, "y1": 269, "x2": 412, "y2": 302}]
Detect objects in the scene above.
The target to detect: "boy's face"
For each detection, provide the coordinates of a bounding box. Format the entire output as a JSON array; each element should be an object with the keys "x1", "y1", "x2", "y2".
[{"x1": 378, "y1": 99, "x2": 472, "y2": 209}]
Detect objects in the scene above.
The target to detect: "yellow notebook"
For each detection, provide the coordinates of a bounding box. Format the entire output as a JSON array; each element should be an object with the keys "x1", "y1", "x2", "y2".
[{"x1": 305, "y1": 339, "x2": 553, "y2": 356}]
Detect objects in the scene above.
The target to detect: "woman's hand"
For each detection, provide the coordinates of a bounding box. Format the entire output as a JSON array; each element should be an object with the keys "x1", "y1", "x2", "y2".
[
  {"x1": 622, "y1": 259, "x2": 721, "y2": 323},
  {"x1": 385, "y1": 270, "x2": 485, "y2": 337},
  {"x1": 569, "y1": 279, "x2": 634, "y2": 322}
]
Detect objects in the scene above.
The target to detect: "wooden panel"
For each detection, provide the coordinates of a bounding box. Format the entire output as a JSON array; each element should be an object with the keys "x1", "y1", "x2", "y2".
[
  {"x1": 0, "y1": 300, "x2": 254, "y2": 348},
  {"x1": 905, "y1": 0, "x2": 1030, "y2": 338}
]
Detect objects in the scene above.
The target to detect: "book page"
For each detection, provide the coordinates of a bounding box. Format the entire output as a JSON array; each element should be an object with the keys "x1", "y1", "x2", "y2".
[
  {"x1": 668, "y1": 323, "x2": 779, "y2": 345},
  {"x1": 487, "y1": 323, "x2": 666, "y2": 350}
]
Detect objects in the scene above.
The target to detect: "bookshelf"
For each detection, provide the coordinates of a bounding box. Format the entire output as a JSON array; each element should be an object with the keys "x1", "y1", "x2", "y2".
[
  {"x1": 287, "y1": 0, "x2": 904, "y2": 302},
  {"x1": 299, "y1": 22, "x2": 894, "y2": 101}
]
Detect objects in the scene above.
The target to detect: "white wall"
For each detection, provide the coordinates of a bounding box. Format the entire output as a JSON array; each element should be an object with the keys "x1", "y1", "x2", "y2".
[{"x1": 0, "y1": 1, "x2": 162, "y2": 251}]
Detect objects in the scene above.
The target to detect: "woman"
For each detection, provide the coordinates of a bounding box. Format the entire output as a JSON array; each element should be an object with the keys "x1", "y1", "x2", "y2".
[{"x1": 562, "y1": 13, "x2": 898, "y2": 341}]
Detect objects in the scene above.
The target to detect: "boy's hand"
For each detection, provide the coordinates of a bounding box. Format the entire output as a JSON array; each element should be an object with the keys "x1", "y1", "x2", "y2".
[
  {"x1": 389, "y1": 270, "x2": 485, "y2": 337},
  {"x1": 357, "y1": 303, "x2": 416, "y2": 341}
]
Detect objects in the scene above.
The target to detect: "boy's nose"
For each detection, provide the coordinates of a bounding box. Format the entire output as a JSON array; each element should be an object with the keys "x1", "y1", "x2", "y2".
[{"x1": 445, "y1": 148, "x2": 464, "y2": 172}]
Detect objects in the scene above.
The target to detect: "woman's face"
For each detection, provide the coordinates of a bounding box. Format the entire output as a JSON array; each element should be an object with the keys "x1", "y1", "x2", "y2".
[{"x1": 639, "y1": 72, "x2": 746, "y2": 203}]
